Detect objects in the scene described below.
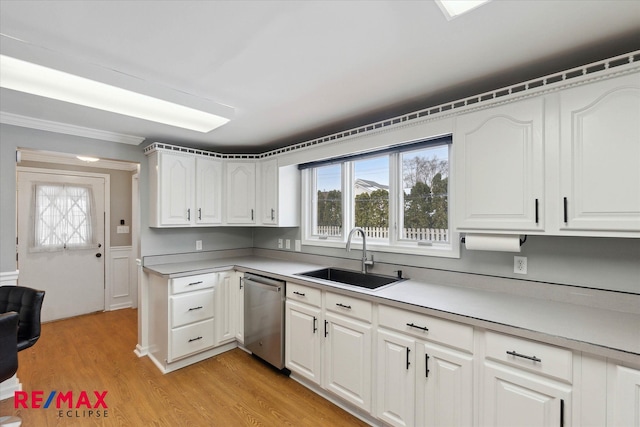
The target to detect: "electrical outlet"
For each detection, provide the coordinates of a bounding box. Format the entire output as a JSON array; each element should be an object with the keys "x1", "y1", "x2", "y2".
[
  {"x1": 278, "y1": 239, "x2": 283, "y2": 249},
  {"x1": 196, "y1": 240, "x2": 202, "y2": 251},
  {"x1": 285, "y1": 239, "x2": 291, "y2": 249},
  {"x1": 295, "y1": 240, "x2": 301, "y2": 252},
  {"x1": 514, "y1": 256, "x2": 527, "y2": 274}
]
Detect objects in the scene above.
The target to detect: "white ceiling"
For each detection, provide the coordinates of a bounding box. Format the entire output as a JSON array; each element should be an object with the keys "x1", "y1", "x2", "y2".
[{"x1": 1, "y1": 1, "x2": 639, "y2": 153}]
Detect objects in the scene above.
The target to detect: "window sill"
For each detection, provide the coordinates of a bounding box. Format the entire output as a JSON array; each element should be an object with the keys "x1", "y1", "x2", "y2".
[{"x1": 301, "y1": 236, "x2": 461, "y2": 259}]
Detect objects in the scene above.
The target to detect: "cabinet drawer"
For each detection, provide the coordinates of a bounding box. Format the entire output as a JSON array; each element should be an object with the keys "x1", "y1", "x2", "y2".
[
  {"x1": 484, "y1": 331, "x2": 573, "y2": 383},
  {"x1": 169, "y1": 318, "x2": 215, "y2": 361},
  {"x1": 325, "y1": 291, "x2": 372, "y2": 323},
  {"x1": 170, "y1": 289, "x2": 215, "y2": 328},
  {"x1": 378, "y1": 304, "x2": 473, "y2": 352},
  {"x1": 171, "y1": 272, "x2": 216, "y2": 294},
  {"x1": 287, "y1": 282, "x2": 322, "y2": 307}
]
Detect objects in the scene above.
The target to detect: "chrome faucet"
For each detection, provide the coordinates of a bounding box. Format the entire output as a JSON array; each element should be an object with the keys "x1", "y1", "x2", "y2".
[{"x1": 346, "y1": 227, "x2": 374, "y2": 274}]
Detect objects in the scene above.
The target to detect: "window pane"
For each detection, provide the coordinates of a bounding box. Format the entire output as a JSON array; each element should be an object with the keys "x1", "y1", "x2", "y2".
[
  {"x1": 354, "y1": 156, "x2": 389, "y2": 239},
  {"x1": 401, "y1": 145, "x2": 449, "y2": 242},
  {"x1": 314, "y1": 164, "x2": 342, "y2": 236}
]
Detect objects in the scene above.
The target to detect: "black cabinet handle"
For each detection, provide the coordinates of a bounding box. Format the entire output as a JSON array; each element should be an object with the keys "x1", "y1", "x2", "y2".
[
  {"x1": 251, "y1": 209, "x2": 254, "y2": 221},
  {"x1": 560, "y1": 399, "x2": 564, "y2": 427},
  {"x1": 188, "y1": 281, "x2": 203, "y2": 286},
  {"x1": 271, "y1": 208, "x2": 275, "y2": 221},
  {"x1": 336, "y1": 303, "x2": 352, "y2": 309},
  {"x1": 406, "y1": 347, "x2": 411, "y2": 369},
  {"x1": 313, "y1": 316, "x2": 317, "y2": 333},
  {"x1": 198, "y1": 208, "x2": 202, "y2": 220},
  {"x1": 324, "y1": 320, "x2": 328, "y2": 337},
  {"x1": 188, "y1": 336, "x2": 202, "y2": 342},
  {"x1": 188, "y1": 306, "x2": 203, "y2": 311},
  {"x1": 425, "y1": 353, "x2": 430, "y2": 378},
  {"x1": 506, "y1": 350, "x2": 542, "y2": 363},
  {"x1": 406, "y1": 322, "x2": 428, "y2": 332},
  {"x1": 535, "y1": 198, "x2": 539, "y2": 224},
  {"x1": 187, "y1": 208, "x2": 191, "y2": 221},
  {"x1": 563, "y1": 197, "x2": 568, "y2": 224},
  {"x1": 293, "y1": 291, "x2": 306, "y2": 296}
]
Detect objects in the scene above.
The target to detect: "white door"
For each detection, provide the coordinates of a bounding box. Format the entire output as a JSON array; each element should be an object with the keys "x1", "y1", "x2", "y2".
[{"x1": 17, "y1": 170, "x2": 106, "y2": 322}]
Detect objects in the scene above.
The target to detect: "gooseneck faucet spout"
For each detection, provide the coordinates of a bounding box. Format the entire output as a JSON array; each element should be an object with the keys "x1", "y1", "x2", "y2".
[{"x1": 346, "y1": 227, "x2": 374, "y2": 274}]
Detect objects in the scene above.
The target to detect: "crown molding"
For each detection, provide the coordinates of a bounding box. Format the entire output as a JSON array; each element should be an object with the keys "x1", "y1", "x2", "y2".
[
  {"x1": 0, "y1": 112, "x2": 145, "y2": 145},
  {"x1": 18, "y1": 149, "x2": 139, "y2": 171}
]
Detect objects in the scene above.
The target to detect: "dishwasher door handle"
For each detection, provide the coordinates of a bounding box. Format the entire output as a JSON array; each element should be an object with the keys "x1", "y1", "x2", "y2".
[{"x1": 243, "y1": 278, "x2": 282, "y2": 293}]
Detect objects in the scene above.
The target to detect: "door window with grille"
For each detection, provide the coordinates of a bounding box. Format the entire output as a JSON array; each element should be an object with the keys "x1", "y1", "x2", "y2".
[{"x1": 30, "y1": 183, "x2": 96, "y2": 251}]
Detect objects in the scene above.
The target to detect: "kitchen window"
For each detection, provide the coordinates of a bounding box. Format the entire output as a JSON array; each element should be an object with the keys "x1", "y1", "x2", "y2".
[{"x1": 301, "y1": 135, "x2": 459, "y2": 258}]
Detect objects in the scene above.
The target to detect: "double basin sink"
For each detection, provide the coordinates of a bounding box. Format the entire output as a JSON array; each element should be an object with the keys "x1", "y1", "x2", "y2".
[{"x1": 297, "y1": 267, "x2": 404, "y2": 290}]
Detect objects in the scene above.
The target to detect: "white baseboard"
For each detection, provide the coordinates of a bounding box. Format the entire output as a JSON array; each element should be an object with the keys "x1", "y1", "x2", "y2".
[{"x1": 0, "y1": 374, "x2": 22, "y2": 401}]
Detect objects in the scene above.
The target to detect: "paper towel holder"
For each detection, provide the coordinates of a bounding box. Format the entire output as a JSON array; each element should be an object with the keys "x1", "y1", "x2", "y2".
[{"x1": 460, "y1": 234, "x2": 528, "y2": 246}]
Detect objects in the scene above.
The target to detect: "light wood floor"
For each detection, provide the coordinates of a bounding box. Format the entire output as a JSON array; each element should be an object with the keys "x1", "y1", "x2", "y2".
[{"x1": 1, "y1": 309, "x2": 368, "y2": 426}]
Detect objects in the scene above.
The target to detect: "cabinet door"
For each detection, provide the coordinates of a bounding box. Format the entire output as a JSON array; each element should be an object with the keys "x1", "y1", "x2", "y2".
[
  {"x1": 226, "y1": 161, "x2": 256, "y2": 224},
  {"x1": 285, "y1": 300, "x2": 321, "y2": 385},
  {"x1": 215, "y1": 272, "x2": 236, "y2": 346},
  {"x1": 259, "y1": 159, "x2": 278, "y2": 225},
  {"x1": 160, "y1": 152, "x2": 195, "y2": 226},
  {"x1": 196, "y1": 157, "x2": 223, "y2": 225},
  {"x1": 235, "y1": 272, "x2": 244, "y2": 344},
  {"x1": 455, "y1": 97, "x2": 545, "y2": 231},
  {"x1": 482, "y1": 362, "x2": 571, "y2": 427},
  {"x1": 559, "y1": 73, "x2": 640, "y2": 232},
  {"x1": 417, "y1": 342, "x2": 473, "y2": 427},
  {"x1": 376, "y1": 329, "x2": 415, "y2": 427},
  {"x1": 607, "y1": 362, "x2": 640, "y2": 427},
  {"x1": 323, "y1": 312, "x2": 372, "y2": 412}
]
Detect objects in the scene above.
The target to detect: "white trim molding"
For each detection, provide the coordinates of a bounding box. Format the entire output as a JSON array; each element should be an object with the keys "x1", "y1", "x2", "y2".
[
  {"x1": 1, "y1": 111, "x2": 145, "y2": 145},
  {"x1": 0, "y1": 270, "x2": 19, "y2": 286}
]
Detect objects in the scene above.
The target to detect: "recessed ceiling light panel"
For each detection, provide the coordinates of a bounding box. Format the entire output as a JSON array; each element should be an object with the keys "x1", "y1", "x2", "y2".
[
  {"x1": 0, "y1": 55, "x2": 230, "y2": 133},
  {"x1": 435, "y1": 0, "x2": 491, "y2": 20}
]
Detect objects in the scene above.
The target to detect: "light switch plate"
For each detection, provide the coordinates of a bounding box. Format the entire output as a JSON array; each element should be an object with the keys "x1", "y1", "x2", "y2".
[
  {"x1": 116, "y1": 225, "x2": 129, "y2": 234},
  {"x1": 285, "y1": 239, "x2": 291, "y2": 249},
  {"x1": 196, "y1": 240, "x2": 203, "y2": 251}
]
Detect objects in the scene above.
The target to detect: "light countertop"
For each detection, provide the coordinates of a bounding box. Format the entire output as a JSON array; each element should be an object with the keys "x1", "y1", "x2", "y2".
[{"x1": 143, "y1": 256, "x2": 640, "y2": 364}]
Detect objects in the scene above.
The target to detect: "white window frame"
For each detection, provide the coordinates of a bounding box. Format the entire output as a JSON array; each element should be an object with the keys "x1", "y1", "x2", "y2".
[{"x1": 301, "y1": 139, "x2": 460, "y2": 258}]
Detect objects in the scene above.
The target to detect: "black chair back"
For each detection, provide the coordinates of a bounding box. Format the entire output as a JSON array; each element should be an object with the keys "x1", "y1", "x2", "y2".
[
  {"x1": 0, "y1": 311, "x2": 19, "y2": 382},
  {"x1": 0, "y1": 286, "x2": 45, "y2": 351}
]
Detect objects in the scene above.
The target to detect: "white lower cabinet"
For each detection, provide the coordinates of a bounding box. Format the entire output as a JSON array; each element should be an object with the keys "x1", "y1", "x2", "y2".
[
  {"x1": 417, "y1": 341, "x2": 473, "y2": 427},
  {"x1": 147, "y1": 270, "x2": 240, "y2": 373},
  {"x1": 285, "y1": 299, "x2": 322, "y2": 384},
  {"x1": 376, "y1": 329, "x2": 416, "y2": 427},
  {"x1": 607, "y1": 361, "x2": 640, "y2": 427},
  {"x1": 376, "y1": 304, "x2": 474, "y2": 427},
  {"x1": 215, "y1": 271, "x2": 237, "y2": 346},
  {"x1": 482, "y1": 331, "x2": 573, "y2": 427},
  {"x1": 323, "y1": 311, "x2": 372, "y2": 412}
]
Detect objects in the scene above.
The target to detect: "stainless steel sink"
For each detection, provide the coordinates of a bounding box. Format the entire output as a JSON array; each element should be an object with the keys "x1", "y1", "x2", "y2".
[{"x1": 297, "y1": 267, "x2": 403, "y2": 290}]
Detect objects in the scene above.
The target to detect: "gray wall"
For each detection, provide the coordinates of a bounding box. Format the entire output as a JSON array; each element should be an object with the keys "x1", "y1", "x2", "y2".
[
  {"x1": 2, "y1": 123, "x2": 638, "y2": 295},
  {"x1": 253, "y1": 227, "x2": 640, "y2": 294},
  {"x1": 0, "y1": 124, "x2": 253, "y2": 273}
]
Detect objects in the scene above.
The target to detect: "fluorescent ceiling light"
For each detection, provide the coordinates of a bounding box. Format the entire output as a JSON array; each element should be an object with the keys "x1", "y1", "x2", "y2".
[
  {"x1": 0, "y1": 55, "x2": 230, "y2": 133},
  {"x1": 77, "y1": 156, "x2": 100, "y2": 162},
  {"x1": 435, "y1": 0, "x2": 490, "y2": 20}
]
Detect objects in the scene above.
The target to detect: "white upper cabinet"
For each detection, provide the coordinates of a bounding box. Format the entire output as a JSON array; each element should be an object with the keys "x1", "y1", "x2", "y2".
[
  {"x1": 195, "y1": 157, "x2": 223, "y2": 225},
  {"x1": 258, "y1": 159, "x2": 300, "y2": 227},
  {"x1": 149, "y1": 150, "x2": 223, "y2": 227},
  {"x1": 150, "y1": 151, "x2": 195, "y2": 227},
  {"x1": 225, "y1": 161, "x2": 257, "y2": 224},
  {"x1": 455, "y1": 97, "x2": 545, "y2": 231},
  {"x1": 558, "y1": 73, "x2": 640, "y2": 233}
]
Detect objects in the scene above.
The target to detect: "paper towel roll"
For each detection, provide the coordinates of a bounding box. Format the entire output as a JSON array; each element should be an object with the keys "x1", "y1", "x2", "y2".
[{"x1": 464, "y1": 233, "x2": 522, "y2": 252}]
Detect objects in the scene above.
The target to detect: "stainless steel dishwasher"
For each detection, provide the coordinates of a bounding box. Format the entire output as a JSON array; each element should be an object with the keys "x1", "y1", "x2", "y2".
[{"x1": 243, "y1": 273, "x2": 285, "y2": 369}]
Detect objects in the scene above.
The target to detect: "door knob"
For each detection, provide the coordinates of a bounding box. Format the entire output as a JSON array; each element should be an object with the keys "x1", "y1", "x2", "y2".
[{"x1": 96, "y1": 253, "x2": 102, "y2": 258}]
